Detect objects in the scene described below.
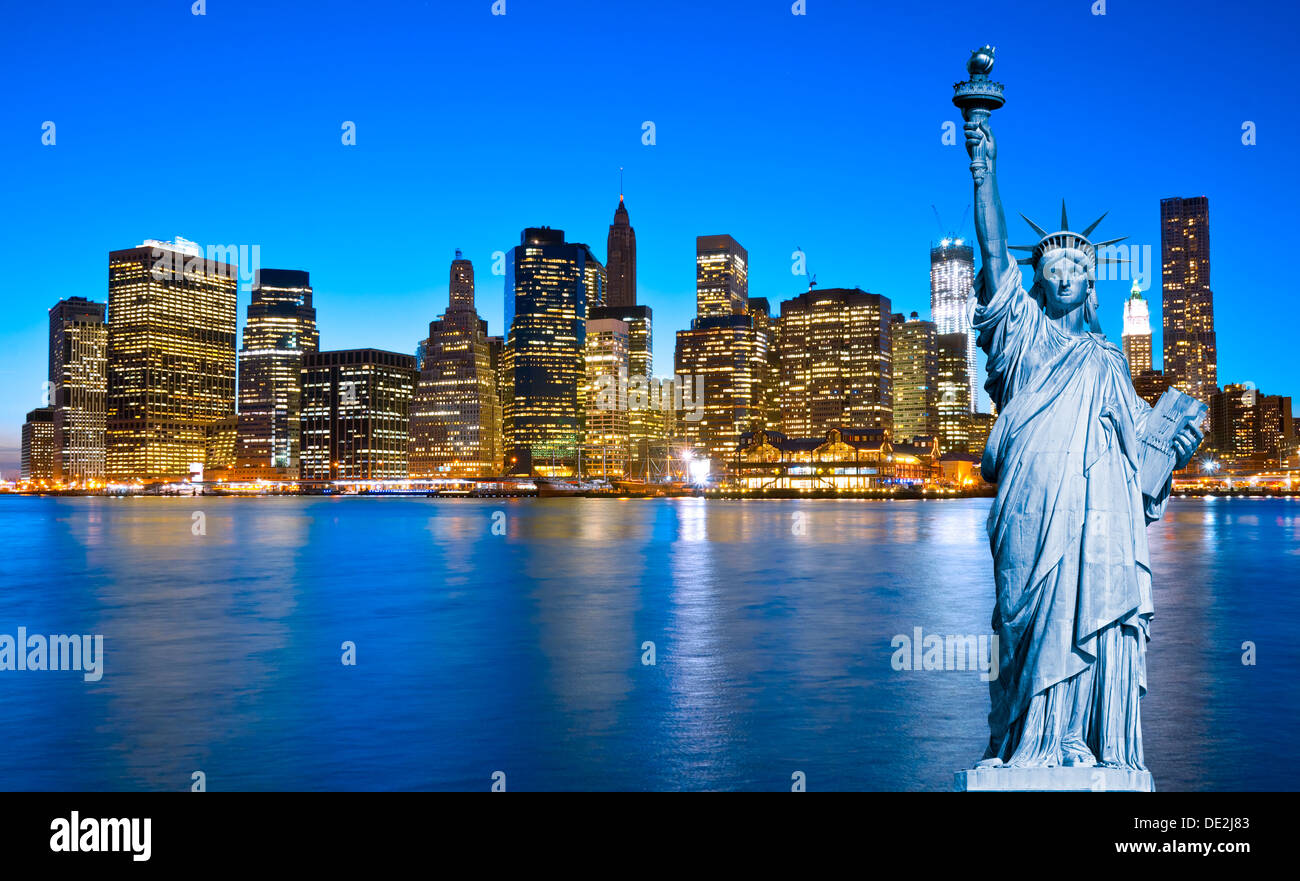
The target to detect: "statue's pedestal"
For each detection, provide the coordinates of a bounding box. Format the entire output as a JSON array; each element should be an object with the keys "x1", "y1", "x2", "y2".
[{"x1": 954, "y1": 766, "x2": 1154, "y2": 792}]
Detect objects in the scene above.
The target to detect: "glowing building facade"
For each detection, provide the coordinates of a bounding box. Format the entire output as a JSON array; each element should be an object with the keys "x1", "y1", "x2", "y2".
[
  {"x1": 936, "y1": 331, "x2": 971, "y2": 455},
  {"x1": 583, "y1": 317, "x2": 631, "y2": 477},
  {"x1": 410, "y1": 253, "x2": 502, "y2": 478},
  {"x1": 696, "y1": 234, "x2": 748, "y2": 318},
  {"x1": 1121, "y1": 278, "x2": 1153, "y2": 378},
  {"x1": 890, "y1": 311, "x2": 938, "y2": 441},
  {"x1": 106, "y1": 239, "x2": 238, "y2": 481},
  {"x1": 21, "y1": 408, "x2": 55, "y2": 481},
  {"x1": 503, "y1": 228, "x2": 604, "y2": 475},
  {"x1": 48, "y1": 297, "x2": 107, "y2": 482},
  {"x1": 777, "y1": 288, "x2": 893, "y2": 438},
  {"x1": 235, "y1": 269, "x2": 319, "y2": 476},
  {"x1": 300, "y1": 349, "x2": 416, "y2": 480},
  {"x1": 1160, "y1": 196, "x2": 1218, "y2": 404},
  {"x1": 930, "y1": 239, "x2": 982, "y2": 413}
]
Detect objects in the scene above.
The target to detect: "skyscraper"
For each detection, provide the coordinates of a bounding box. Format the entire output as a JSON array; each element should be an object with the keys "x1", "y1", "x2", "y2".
[
  {"x1": 1160, "y1": 196, "x2": 1218, "y2": 404},
  {"x1": 20, "y1": 408, "x2": 55, "y2": 481},
  {"x1": 583, "y1": 317, "x2": 631, "y2": 477},
  {"x1": 936, "y1": 332, "x2": 971, "y2": 455},
  {"x1": 891, "y1": 311, "x2": 938, "y2": 440},
  {"x1": 590, "y1": 303, "x2": 658, "y2": 468},
  {"x1": 695, "y1": 234, "x2": 748, "y2": 318},
  {"x1": 930, "y1": 239, "x2": 982, "y2": 413},
  {"x1": 235, "y1": 269, "x2": 319, "y2": 476},
  {"x1": 300, "y1": 349, "x2": 416, "y2": 480},
  {"x1": 106, "y1": 238, "x2": 238, "y2": 481},
  {"x1": 605, "y1": 194, "x2": 637, "y2": 308},
  {"x1": 1121, "y1": 278, "x2": 1153, "y2": 378},
  {"x1": 409, "y1": 253, "x2": 502, "y2": 478},
  {"x1": 48, "y1": 297, "x2": 107, "y2": 482},
  {"x1": 503, "y1": 228, "x2": 604, "y2": 475},
  {"x1": 675, "y1": 244, "x2": 772, "y2": 470},
  {"x1": 777, "y1": 288, "x2": 893, "y2": 437}
]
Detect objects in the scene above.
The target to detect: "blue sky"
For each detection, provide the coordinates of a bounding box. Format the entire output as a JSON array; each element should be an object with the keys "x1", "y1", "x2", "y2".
[{"x1": 1, "y1": 0, "x2": 1295, "y2": 472}]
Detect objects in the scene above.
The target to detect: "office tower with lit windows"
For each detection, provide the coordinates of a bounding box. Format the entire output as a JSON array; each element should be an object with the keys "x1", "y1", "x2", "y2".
[
  {"x1": 606, "y1": 194, "x2": 637, "y2": 308},
  {"x1": 503, "y1": 228, "x2": 604, "y2": 475},
  {"x1": 1132, "y1": 369, "x2": 1169, "y2": 408},
  {"x1": 21, "y1": 408, "x2": 55, "y2": 481},
  {"x1": 1121, "y1": 278, "x2": 1153, "y2": 378},
  {"x1": 675, "y1": 266, "x2": 772, "y2": 468},
  {"x1": 1256, "y1": 394, "x2": 1295, "y2": 466},
  {"x1": 48, "y1": 297, "x2": 107, "y2": 482},
  {"x1": 106, "y1": 238, "x2": 238, "y2": 481},
  {"x1": 590, "y1": 303, "x2": 660, "y2": 467},
  {"x1": 968, "y1": 411, "x2": 995, "y2": 457},
  {"x1": 583, "y1": 317, "x2": 631, "y2": 477},
  {"x1": 1210, "y1": 385, "x2": 1295, "y2": 469},
  {"x1": 486, "y1": 334, "x2": 506, "y2": 468},
  {"x1": 300, "y1": 349, "x2": 416, "y2": 480},
  {"x1": 1160, "y1": 196, "x2": 1218, "y2": 404},
  {"x1": 696, "y1": 234, "x2": 748, "y2": 318},
  {"x1": 234, "y1": 269, "x2": 318, "y2": 476},
  {"x1": 890, "y1": 311, "x2": 938, "y2": 440},
  {"x1": 936, "y1": 332, "x2": 971, "y2": 455},
  {"x1": 409, "y1": 253, "x2": 501, "y2": 478},
  {"x1": 777, "y1": 288, "x2": 893, "y2": 438},
  {"x1": 930, "y1": 239, "x2": 982, "y2": 413}
]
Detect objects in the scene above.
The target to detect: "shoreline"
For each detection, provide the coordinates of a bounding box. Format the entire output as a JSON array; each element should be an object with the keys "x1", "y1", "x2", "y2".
[{"x1": 3, "y1": 487, "x2": 1296, "y2": 501}]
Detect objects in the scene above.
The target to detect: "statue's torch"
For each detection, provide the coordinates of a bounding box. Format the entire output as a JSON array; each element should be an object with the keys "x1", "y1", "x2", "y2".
[{"x1": 952, "y1": 45, "x2": 1006, "y2": 177}]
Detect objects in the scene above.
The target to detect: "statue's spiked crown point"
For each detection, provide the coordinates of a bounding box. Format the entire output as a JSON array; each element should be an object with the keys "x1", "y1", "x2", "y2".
[{"x1": 1009, "y1": 202, "x2": 1128, "y2": 270}]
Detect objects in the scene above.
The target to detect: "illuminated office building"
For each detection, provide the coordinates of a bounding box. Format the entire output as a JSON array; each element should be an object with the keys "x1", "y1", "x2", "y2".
[
  {"x1": 300, "y1": 349, "x2": 416, "y2": 480},
  {"x1": 410, "y1": 252, "x2": 501, "y2": 478},
  {"x1": 930, "y1": 239, "x2": 982, "y2": 413},
  {"x1": 235, "y1": 269, "x2": 318, "y2": 476},
  {"x1": 777, "y1": 288, "x2": 893, "y2": 438},
  {"x1": 936, "y1": 332, "x2": 971, "y2": 455},
  {"x1": 1121, "y1": 278, "x2": 1153, "y2": 378},
  {"x1": 1132, "y1": 369, "x2": 1168, "y2": 408},
  {"x1": 1160, "y1": 196, "x2": 1218, "y2": 404},
  {"x1": 967, "y1": 411, "x2": 995, "y2": 458},
  {"x1": 503, "y1": 228, "x2": 604, "y2": 475},
  {"x1": 106, "y1": 238, "x2": 238, "y2": 481},
  {"x1": 21, "y1": 408, "x2": 55, "y2": 481},
  {"x1": 1256, "y1": 394, "x2": 1295, "y2": 466},
  {"x1": 487, "y1": 334, "x2": 506, "y2": 469},
  {"x1": 606, "y1": 194, "x2": 637, "y2": 308},
  {"x1": 590, "y1": 303, "x2": 661, "y2": 468},
  {"x1": 696, "y1": 234, "x2": 748, "y2": 318},
  {"x1": 675, "y1": 296, "x2": 772, "y2": 470},
  {"x1": 890, "y1": 311, "x2": 938, "y2": 440},
  {"x1": 1210, "y1": 385, "x2": 1295, "y2": 468},
  {"x1": 583, "y1": 317, "x2": 631, "y2": 477},
  {"x1": 48, "y1": 297, "x2": 107, "y2": 482}
]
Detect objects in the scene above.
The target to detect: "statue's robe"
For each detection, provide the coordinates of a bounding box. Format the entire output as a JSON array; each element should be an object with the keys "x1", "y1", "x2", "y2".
[{"x1": 971, "y1": 263, "x2": 1169, "y2": 769}]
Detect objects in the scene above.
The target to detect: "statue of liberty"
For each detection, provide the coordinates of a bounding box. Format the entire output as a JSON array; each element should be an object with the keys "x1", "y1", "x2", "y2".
[{"x1": 956, "y1": 47, "x2": 1204, "y2": 775}]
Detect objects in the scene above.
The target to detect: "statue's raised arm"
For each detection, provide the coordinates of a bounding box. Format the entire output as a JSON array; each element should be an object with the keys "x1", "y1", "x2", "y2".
[
  {"x1": 952, "y1": 46, "x2": 1012, "y2": 300},
  {"x1": 964, "y1": 117, "x2": 1012, "y2": 298}
]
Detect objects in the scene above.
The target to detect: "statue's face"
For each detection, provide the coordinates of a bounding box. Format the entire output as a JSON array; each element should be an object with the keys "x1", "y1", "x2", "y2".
[{"x1": 1037, "y1": 248, "x2": 1093, "y2": 315}]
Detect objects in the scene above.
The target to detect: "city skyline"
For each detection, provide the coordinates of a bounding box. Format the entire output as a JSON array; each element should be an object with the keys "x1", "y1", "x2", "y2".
[{"x1": 3, "y1": 1, "x2": 1296, "y2": 472}]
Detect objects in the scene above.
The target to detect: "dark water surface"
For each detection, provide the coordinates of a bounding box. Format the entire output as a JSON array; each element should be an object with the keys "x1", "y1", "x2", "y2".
[{"x1": 0, "y1": 495, "x2": 1295, "y2": 791}]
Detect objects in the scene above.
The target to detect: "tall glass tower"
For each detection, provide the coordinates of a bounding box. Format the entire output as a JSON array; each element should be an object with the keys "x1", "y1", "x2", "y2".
[
  {"x1": 503, "y1": 227, "x2": 604, "y2": 475},
  {"x1": 1160, "y1": 196, "x2": 1217, "y2": 405},
  {"x1": 929, "y1": 239, "x2": 983, "y2": 414},
  {"x1": 235, "y1": 269, "x2": 318, "y2": 475}
]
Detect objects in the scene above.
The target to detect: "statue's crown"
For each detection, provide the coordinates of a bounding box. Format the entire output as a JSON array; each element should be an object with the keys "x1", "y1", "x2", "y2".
[{"x1": 1009, "y1": 201, "x2": 1127, "y2": 273}]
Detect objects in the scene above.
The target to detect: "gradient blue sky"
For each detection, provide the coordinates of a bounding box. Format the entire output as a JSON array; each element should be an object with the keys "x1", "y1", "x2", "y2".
[{"x1": 2, "y1": 0, "x2": 1295, "y2": 473}]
